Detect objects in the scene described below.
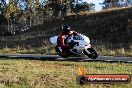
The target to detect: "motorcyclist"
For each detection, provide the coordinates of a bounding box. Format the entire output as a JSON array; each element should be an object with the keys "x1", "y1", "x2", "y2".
[{"x1": 57, "y1": 25, "x2": 77, "y2": 56}]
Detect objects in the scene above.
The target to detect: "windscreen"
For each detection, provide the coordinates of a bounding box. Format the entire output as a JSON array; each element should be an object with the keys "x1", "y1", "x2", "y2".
[{"x1": 73, "y1": 34, "x2": 84, "y2": 40}]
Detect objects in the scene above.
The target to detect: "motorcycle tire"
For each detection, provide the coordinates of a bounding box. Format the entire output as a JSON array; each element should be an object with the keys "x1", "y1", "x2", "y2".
[{"x1": 83, "y1": 48, "x2": 98, "y2": 59}]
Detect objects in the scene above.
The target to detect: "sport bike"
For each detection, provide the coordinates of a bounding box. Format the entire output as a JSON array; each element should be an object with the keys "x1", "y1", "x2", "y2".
[{"x1": 50, "y1": 33, "x2": 98, "y2": 59}]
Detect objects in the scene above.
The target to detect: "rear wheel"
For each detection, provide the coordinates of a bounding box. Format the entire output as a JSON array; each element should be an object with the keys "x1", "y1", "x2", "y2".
[{"x1": 83, "y1": 48, "x2": 98, "y2": 59}]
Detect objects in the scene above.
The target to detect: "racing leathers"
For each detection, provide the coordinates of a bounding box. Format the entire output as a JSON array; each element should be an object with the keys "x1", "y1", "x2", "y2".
[{"x1": 57, "y1": 31, "x2": 77, "y2": 56}]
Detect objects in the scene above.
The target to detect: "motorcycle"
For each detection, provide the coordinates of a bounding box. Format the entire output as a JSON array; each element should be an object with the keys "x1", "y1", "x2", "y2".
[{"x1": 50, "y1": 32, "x2": 98, "y2": 59}]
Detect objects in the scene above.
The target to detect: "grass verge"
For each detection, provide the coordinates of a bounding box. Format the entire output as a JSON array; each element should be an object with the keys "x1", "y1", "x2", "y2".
[
  {"x1": 93, "y1": 45, "x2": 132, "y2": 57},
  {"x1": 0, "y1": 59, "x2": 132, "y2": 88},
  {"x1": 0, "y1": 45, "x2": 131, "y2": 57},
  {"x1": 0, "y1": 45, "x2": 56, "y2": 55}
]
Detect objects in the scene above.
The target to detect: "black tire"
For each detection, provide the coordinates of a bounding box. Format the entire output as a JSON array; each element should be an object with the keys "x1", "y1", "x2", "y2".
[
  {"x1": 83, "y1": 48, "x2": 98, "y2": 59},
  {"x1": 55, "y1": 46, "x2": 69, "y2": 58},
  {"x1": 76, "y1": 76, "x2": 86, "y2": 85}
]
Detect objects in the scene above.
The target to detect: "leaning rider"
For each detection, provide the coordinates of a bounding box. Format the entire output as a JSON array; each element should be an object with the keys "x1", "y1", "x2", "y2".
[{"x1": 57, "y1": 25, "x2": 77, "y2": 56}]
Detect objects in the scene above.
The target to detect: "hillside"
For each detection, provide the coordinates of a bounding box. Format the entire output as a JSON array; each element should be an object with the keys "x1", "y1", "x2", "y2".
[
  {"x1": 0, "y1": 7, "x2": 132, "y2": 56},
  {"x1": 50, "y1": 7, "x2": 132, "y2": 49}
]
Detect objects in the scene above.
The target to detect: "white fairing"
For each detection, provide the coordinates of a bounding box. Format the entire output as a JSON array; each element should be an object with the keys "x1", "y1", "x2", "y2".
[
  {"x1": 50, "y1": 36, "x2": 58, "y2": 45},
  {"x1": 50, "y1": 33, "x2": 91, "y2": 54},
  {"x1": 67, "y1": 34, "x2": 91, "y2": 53}
]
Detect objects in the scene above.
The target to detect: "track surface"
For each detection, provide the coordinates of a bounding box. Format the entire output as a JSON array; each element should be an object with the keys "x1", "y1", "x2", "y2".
[{"x1": 0, "y1": 54, "x2": 132, "y2": 63}]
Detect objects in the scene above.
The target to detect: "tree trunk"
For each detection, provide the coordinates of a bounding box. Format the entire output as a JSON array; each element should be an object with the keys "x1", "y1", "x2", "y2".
[
  {"x1": 7, "y1": 19, "x2": 10, "y2": 32},
  {"x1": 30, "y1": 16, "x2": 32, "y2": 27}
]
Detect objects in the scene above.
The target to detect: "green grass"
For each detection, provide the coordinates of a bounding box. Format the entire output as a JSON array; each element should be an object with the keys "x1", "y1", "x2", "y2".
[{"x1": 0, "y1": 59, "x2": 132, "y2": 88}]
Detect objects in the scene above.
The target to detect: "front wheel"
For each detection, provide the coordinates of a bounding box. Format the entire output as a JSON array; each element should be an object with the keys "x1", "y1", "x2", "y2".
[{"x1": 83, "y1": 48, "x2": 98, "y2": 59}]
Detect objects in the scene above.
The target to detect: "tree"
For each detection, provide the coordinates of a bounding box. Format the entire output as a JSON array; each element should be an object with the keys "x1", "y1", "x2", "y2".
[
  {"x1": 0, "y1": 0, "x2": 6, "y2": 14},
  {"x1": 102, "y1": 0, "x2": 120, "y2": 9},
  {"x1": 0, "y1": 0, "x2": 6, "y2": 25},
  {"x1": 0, "y1": 0, "x2": 96, "y2": 34},
  {"x1": 70, "y1": 1, "x2": 95, "y2": 13},
  {"x1": 102, "y1": 0, "x2": 132, "y2": 9},
  {"x1": 4, "y1": 0, "x2": 20, "y2": 33}
]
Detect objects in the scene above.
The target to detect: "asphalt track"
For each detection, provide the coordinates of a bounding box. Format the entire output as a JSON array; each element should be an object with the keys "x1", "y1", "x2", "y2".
[{"x1": 0, "y1": 54, "x2": 132, "y2": 63}]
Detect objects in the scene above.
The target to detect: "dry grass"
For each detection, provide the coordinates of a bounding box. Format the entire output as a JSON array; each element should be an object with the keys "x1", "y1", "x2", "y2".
[
  {"x1": 0, "y1": 45, "x2": 56, "y2": 55},
  {"x1": 0, "y1": 59, "x2": 132, "y2": 88},
  {"x1": 79, "y1": 6, "x2": 132, "y2": 15},
  {"x1": 93, "y1": 45, "x2": 132, "y2": 57},
  {"x1": 0, "y1": 44, "x2": 131, "y2": 57}
]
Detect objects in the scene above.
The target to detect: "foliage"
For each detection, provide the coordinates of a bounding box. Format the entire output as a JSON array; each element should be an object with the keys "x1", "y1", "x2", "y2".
[
  {"x1": 102, "y1": 0, "x2": 132, "y2": 9},
  {"x1": 0, "y1": 0, "x2": 96, "y2": 34},
  {"x1": 4, "y1": 1, "x2": 20, "y2": 19},
  {"x1": 0, "y1": 0, "x2": 6, "y2": 14},
  {"x1": 0, "y1": 0, "x2": 132, "y2": 34},
  {"x1": 74, "y1": 2, "x2": 95, "y2": 12}
]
